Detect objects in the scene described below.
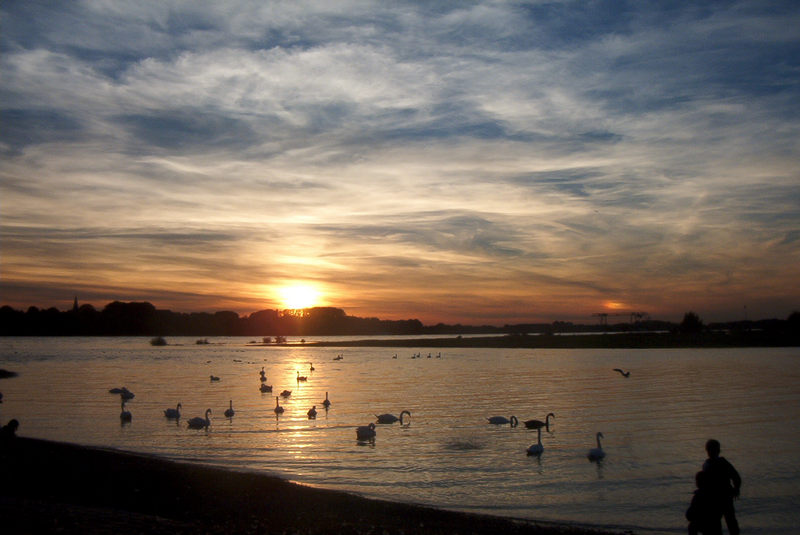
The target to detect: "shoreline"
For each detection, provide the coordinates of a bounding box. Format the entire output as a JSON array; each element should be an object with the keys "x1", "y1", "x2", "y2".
[{"x1": 1, "y1": 437, "x2": 625, "y2": 534}]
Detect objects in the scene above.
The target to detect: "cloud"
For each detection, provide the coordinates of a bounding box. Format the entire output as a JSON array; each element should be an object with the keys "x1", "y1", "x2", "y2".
[{"x1": 1, "y1": 1, "x2": 799, "y2": 323}]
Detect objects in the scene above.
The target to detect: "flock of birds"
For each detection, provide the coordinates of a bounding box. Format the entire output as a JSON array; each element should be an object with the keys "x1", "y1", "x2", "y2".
[
  {"x1": 111, "y1": 361, "x2": 332, "y2": 430},
  {"x1": 487, "y1": 367, "x2": 629, "y2": 460},
  {"x1": 109, "y1": 358, "x2": 629, "y2": 461},
  {"x1": 486, "y1": 412, "x2": 606, "y2": 460}
]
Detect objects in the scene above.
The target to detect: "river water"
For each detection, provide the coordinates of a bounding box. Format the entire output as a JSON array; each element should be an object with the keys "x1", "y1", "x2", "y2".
[{"x1": 0, "y1": 337, "x2": 798, "y2": 534}]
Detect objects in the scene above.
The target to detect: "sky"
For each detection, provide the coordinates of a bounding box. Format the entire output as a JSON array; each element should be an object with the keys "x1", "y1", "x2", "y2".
[{"x1": 1, "y1": 1, "x2": 799, "y2": 325}]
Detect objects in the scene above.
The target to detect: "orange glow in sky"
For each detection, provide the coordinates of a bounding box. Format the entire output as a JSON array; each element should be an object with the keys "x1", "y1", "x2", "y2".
[
  {"x1": 1, "y1": 3, "x2": 799, "y2": 325},
  {"x1": 278, "y1": 285, "x2": 322, "y2": 310}
]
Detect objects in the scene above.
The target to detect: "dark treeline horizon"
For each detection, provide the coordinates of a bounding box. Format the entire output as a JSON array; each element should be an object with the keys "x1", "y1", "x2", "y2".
[{"x1": 1, "y1": 300, "x2": 797, "y2": 338}]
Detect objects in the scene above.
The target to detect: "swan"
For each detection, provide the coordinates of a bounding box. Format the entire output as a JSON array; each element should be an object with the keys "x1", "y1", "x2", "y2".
[
  {"x1": 375, "y1": 410, "x2": 411, "y2": 425},
  {"x1": 322, "y1": 391, "x2": 331, "y2": 409},
  {"x1": 297, "y1": 371, "x2": 308, "y2": 382},
  {"x1": 613, "y1": 368, "x2": 630, "y2": 377},
  {"x1": 487, "y1": 415, "x2": 518, "y2": 427},
  {"x1": 273, "y1": 397, "x2": 284, "y2": 414},
  {"x1": 588, "y1": 432, "x2": 606, "y2": 461},
  {"x1": 524, "y1": 413, "x2": 555, "y2": 430},
  {"x1": 120, "y1": 399, "x2": 132, "y2": 422},
  {"x1": 260, "y1": 367, "x2": 267, "y2": 382},
  {"x1": 224, "y1": 400, "x2": 235, "y2": 418},
  {"x1": 209, "y1": 375, "x2": 220, "y2": 381},
  {"x1": 260, "y1": 383, "x2": 272, "y2": 392},
  {"x1": 280, "y1": 389, "x2": 292, "y2": 398},
  {"x1": 307, "y1": 405, "x2": 317, "y2": 419},
  {"x1": 187, "y1": 409, "x2": 212, "y2": 430},
  {"x1": 527, "y1": 428, "x2": 544, "y2": 456},
  {"x1": 356, "y1": 422, "x2": 376, "y2": 441},
  {"x1": 309, "y1": 362, "x2": 315, "y2": 371},
  {"x1": 164, "y1": 403, "x2": 182, "y2": 419}
]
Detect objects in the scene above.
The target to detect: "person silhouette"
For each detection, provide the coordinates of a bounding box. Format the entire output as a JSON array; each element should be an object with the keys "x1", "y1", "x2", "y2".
[
  {"x1": 686, "y1": 471, "x2": 722, "y2": 535},
  {"x1": 0, "y1": 419, "x2": 19, "y2": 442},
  {"x1": 702, "y1": 439, "x2": 741, "y2": 535}
]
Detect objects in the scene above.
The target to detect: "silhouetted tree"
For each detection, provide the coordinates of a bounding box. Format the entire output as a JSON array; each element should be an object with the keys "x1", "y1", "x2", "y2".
[{"x1": 680, "y1": 311, "x2": 704, "y2": 334}]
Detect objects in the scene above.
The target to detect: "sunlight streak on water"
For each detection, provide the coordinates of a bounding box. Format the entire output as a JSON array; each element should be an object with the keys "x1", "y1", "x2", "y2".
[{"x1": 1, "y1": 337, "x2": 799, "y2": 534}]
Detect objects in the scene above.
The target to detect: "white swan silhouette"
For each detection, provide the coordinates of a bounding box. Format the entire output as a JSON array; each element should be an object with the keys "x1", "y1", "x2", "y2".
[
  {"x1": 274, "y1": 396, "x2": 284, "y2": 414},
  {"x1": 260, "y1": 383, "x2": 272, "y2": 392},
  {"x1": 307, "y1": 405, "x2": 317, "y2": 419},
  {"x1": 260, "y1": 367, "x2": 267, "y2": 382},
  {"x1": 187, "y1": 409, "x2": 212, "y2": 429},
  {"x1": 524, "y1": 413, "x2": 555, "y2": 430},
  {"x1": 297, "y1": 371, "x2": 308, "y2": 382},
  {"x1": 527, "y1": 428, "x2": 544, "y2": 456},
  {"x1": 588, "y1": 432, "x2": 606, "y2": 461},
  {"x1": 487, "y1": 415, "x2": 518, "y2": 427},
  {"x1": 356, "y1": 422, "x2": 376, "y2": 441},
  {"x1": 164, "y1": 403, "x2": 182, "y2": 419},
  {"x1": 322, "y1": 392, "x2": 331, "y2": 409},
  {"x1": 224, "y1": 400, "x2": 235, "y2": 418},
  {"x1": 120, "y1": 399, "x2": 132, "y2": 422},
  {"x1": 375, "y1": 410, "x2": 411, "y2": 425},
  {"x1": 209, "y1": 375, "x2": 220, "y2": 382},
  {"x1": 280, "y1": 390, "x2": 292, "y2": 398}
]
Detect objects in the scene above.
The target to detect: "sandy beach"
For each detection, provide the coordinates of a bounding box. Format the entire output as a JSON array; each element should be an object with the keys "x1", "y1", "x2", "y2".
[{"x1": 0, "y1": 436, "x2": 624, "y2": 535}]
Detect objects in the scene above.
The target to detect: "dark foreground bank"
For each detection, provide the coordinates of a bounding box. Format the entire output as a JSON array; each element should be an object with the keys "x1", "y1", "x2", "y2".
[{"x1": 0, "y1": 437, "x2": 624, "y2": 535}]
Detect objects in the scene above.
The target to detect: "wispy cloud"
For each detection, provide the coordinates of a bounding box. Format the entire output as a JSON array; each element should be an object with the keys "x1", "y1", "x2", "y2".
[{"x1": 2, "y1": 1, "x2": 798, "y2": 323}]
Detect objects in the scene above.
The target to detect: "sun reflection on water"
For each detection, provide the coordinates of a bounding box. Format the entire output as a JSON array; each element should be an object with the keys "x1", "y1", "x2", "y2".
[{"x1": 1, "y1": 338, "x2": 799, "y2": 534}]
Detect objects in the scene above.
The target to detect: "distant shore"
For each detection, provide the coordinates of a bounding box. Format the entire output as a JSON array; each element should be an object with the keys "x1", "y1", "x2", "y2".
[
  {"x1": 1, "y1": 437, "x2": 621, "y2": 535},
  {"x1": 303, "y1": 331, "x2": 799, "y2": 349}
]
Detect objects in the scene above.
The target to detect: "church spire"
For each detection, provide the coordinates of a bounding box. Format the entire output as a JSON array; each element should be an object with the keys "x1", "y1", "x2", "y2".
[{"x1": 72, "y1": 296, "x2": 79, "y2": 312}]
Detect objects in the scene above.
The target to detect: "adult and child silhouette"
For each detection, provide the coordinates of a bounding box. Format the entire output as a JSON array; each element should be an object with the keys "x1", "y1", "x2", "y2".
[{"x1": 686, "y1": 439, "x2": 741, "y2": 535}]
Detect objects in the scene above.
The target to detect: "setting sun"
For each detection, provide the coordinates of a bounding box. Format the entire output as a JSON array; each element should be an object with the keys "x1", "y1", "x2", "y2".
[{"x1": 278, "y1": 285, "x2": 320, "y2": 310}]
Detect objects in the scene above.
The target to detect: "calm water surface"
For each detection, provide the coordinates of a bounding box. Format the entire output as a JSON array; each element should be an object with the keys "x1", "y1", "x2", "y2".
[{"x1": 1, "y1": 337, "x2": 798, "y2": 534}]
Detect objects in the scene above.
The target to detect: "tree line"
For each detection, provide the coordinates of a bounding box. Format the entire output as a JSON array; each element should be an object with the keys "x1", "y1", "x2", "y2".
[
  {"x1": 0, "y1": 301, "x2": 797, "y2": 338},
  {"x1": 0, "y1": 301, "x2": 428, "y2": 337}
]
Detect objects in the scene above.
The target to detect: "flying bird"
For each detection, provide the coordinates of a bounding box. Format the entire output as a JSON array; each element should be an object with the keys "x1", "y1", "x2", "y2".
[{"x1": 613, "y1": 368, "x2": 631, "y2": 377}]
